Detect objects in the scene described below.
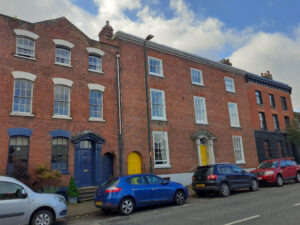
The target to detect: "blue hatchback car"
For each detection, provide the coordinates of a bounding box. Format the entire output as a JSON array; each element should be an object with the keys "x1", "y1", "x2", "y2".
[{"x1": 94, "y1": 174, "x2": 188, "y2": 215}]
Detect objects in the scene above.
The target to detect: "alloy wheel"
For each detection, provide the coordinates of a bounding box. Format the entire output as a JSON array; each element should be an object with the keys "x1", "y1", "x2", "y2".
[
  {"x1": 120, "y1": 198, "x2": 134, "y2": 215},
  {"x1": 296, "y1": 173, "x2": 300, "y2": 183},
  {"x1": 276, "y1": 175, "x2": 283, "y2": 187},
  {"x1": 174, "y1": 190, "x2": 185, "y2": 205},
  {"x1": 220, "y1": 183, "x2": 230, "y2": 197},
  {"x1": 250, "y1": 179, "x2": 258, "y2": 191}
]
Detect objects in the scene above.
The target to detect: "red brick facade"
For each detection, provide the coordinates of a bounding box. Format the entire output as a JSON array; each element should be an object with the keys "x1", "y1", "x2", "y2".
[
  {"x1": 0, "y1": 14, "x2": 295, "y2": 186},
  {"x1": 0, "y1": 15, "x2": 119, "y2": 186}
]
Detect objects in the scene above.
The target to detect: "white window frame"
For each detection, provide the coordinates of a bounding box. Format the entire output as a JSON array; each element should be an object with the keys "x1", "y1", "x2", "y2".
[
  {"x1": 224, "y1": 76, "x2": 235, "y2": 93},
  {"x1": 53, "y1": 39, "x2": 74, "y2": 67},
  {"x1": 14, "y1": 29, "x2": 39, "y2": 60},
  {"x1": 152, "y1": 131, "x2": 171, "y2": 168},
  {"x1": 88, "y1": 83, "x2": 105, "y2": 122},
  {"x1": 10, "y1": 71, "x2": 36, "y2": 117},
  {"x1": 150, "y1": 89, "x2": 167, "y2": 121},
  {"x1": 191, "y1": 68, "x2": 203, "y2": 86},
  {"x1": 228, "y1": 102, "x2": 240, "y2": 127},
  {"x1": 193, "y1": 96, "x2": 208, "y2": 124},
  {"x1": 148, "y1": 56, "x2": 164, "y2": 77},
  {"x1": 86, "y1": 47, "x2": 105, "y2": 73},
  {"x1": 52, "y1": 78, "x2": 73, "y2": 120},
  {"x1": 232, "y1": 136, "x2": 245, "y2": 164}
]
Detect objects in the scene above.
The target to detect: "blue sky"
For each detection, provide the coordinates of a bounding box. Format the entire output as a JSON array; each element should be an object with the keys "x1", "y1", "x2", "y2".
[{"x1": 1, "y1": 0, "x2": 300, "y2": 111}]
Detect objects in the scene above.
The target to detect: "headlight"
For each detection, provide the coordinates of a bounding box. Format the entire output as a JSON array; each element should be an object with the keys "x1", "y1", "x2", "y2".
[
  {"x1": 55, "y1": 195, "x2": 66, "y2": 204},
  {"x1": 264, "y1": 171, "x2": 274, "y2": 175}
]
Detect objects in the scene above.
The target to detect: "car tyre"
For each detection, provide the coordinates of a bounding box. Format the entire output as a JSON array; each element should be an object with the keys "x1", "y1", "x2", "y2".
[
  {"x1": 249, "y1": 179, "x2": 258, "y2": 191},
  {"x1": 119, "y1": 197, "x2": 135, "y2": 215},
  {"x1": 275, "y1": 175, "x2": 284, "y2": 187},
  {"x1": 174, "y1": 190, "x2": 185, "y2": 205},
  {"x1": 295, "y1": 172, "x2": 300, "y2": 183},
  {"x1": 219, "y1": 183, "x2": 230, "y2": 197},
  {"x1": 31, "y1": 209, "x2": 54, "y2": 225}
]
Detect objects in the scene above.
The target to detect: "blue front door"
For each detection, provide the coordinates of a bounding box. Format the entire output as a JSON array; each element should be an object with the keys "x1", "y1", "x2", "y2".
[
  {"x1": 102, "y1": 153, "x2": 114, "y2": 182},
  {"x1": 78, "y1": 141, "x2": 95, "y2": 187}
]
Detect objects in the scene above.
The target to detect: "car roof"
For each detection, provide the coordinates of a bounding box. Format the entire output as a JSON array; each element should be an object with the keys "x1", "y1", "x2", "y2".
[
  {"x1": 262, "y1": 158, "x2": 293, "y2": 162},
  {"x1": 0, "y1": 176, "x2": 19, "y2": 182},
  {"x1": 119, "y1": 174, "x2": 157, "y2": 179}
]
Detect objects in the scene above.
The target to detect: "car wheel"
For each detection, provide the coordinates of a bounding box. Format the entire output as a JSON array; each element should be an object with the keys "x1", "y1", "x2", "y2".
[
  {"x1": 219, "y1": 183, "x2": 230, "y2": 197},
  {"x1": 249, "y1": 179, "x2": 258, "y2": 191},
  {"x1": 31, "y1": 209, "x2": 54, "y2": 225},
  {"x1": 119, "y1": 198, "x2": 135, "y2": 215},
  {"x1": 295, "y1": 172, "x2": 300, "y2": 183},
  {"x1": 174, "y1": 190, "x2": 185, "y2": 205},
  {"x1": 275, "y1": 175, "x2": 284, "y2": 187}
]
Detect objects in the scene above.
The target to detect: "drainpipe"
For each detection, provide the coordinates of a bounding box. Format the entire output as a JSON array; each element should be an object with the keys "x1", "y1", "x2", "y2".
[
  {"x1": 116, "y1": 53, "x2": 124, "y2": 177},
  {"x1": 144, "y1": 35, "x2": 154, "y2": 174}
]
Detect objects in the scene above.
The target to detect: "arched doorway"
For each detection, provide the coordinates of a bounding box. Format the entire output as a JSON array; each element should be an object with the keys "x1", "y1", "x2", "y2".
[
  {"x1": 102, "y1": 153, "x2": 114, "y2": 182},
  {"x1": 128, "y1": 152, "x2": 142, "y2": 175},
  {"x1": 192, "y1": 129, "x2": 216, "y2": 166}
]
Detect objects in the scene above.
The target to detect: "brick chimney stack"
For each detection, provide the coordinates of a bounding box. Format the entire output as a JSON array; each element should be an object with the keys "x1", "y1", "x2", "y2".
[
  {"x1": 99, "y1": 21, "x2": 113, "y2": 42},
  {"x1": 261, "y1": 70, "x2": 273, "y2": 80}
]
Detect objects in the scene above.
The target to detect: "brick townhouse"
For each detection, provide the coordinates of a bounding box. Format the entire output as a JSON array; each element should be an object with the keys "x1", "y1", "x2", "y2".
[
  {"x1": 0, "y1": 14, "x2": 296, "y2": 187},
  {"x1": 246, "y1": 73, "x2": 296, "y2": 162},
  {"x1": 0, "y1": 14, "x2": 120, "y2": 187}
]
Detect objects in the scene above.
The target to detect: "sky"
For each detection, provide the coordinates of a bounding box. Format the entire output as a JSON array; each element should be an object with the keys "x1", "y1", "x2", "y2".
[{"x1": 1, "y1": 0, "x2": 300, "y2": 111}]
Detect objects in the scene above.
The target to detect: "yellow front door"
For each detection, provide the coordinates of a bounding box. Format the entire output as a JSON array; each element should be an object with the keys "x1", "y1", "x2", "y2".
[
  {"x1": 128, "y1": 152, "x2": 142, "y2": 175},
  {"x1": 200, "y1": 144, "x2": 207, "y2": 166}
]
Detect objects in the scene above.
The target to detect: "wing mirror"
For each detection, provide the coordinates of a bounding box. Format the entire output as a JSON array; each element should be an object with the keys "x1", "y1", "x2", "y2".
[
  {"x1": 21, "y1": 189, "x2": 28, "y2": 198},
  {"x1": 241, "y1": 170, "x2": 247, "y2": 174},
  {"x1": 161, "y1": 179, "x2": 170, "y2": 185}
]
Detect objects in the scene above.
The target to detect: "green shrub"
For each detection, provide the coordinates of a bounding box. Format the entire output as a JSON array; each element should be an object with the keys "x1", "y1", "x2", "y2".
[{"x1": 67, "y1": 177, "x2": 78, "y2": 197}]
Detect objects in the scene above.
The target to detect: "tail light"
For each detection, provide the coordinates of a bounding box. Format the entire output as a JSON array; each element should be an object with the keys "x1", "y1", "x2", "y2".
[
  {"x1": 207, "y1": 175, "x2": 218, "y2": 180},
  {"x1": 192, "y1": 176, "x2": 196, "y2": 181},
  {"x1": 105, "y1": 186, "x2": 122, "y2": 193}
]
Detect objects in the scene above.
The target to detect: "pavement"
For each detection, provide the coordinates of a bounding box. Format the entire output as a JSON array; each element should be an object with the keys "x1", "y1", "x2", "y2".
[{"x1": 64, "y1": 185, "x2": 194, "y2": 220}]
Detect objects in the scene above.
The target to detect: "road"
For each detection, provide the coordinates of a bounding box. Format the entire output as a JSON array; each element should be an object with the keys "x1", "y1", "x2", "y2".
[{"x1": 57, "y1": 182, "x2": 300, "y2": 225}]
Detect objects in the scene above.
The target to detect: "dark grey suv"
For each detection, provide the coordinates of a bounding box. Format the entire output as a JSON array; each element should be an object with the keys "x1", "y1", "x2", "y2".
[{"x1": 192, "y1": 163, "x2": 258, "y2": 197}]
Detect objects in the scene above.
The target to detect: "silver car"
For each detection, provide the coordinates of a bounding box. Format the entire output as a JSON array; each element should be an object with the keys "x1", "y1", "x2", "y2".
[{"x1": 0, "y1": 176, "x2": 67, "y2": 225}]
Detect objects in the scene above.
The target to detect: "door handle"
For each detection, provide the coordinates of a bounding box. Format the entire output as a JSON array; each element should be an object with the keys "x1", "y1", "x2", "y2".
[
  {"x1": 132, "y1": 189, "x2": 137, "y2": 191},
  {"x1": 152, "y1": 188, "x2": 156, "y2": 190}
]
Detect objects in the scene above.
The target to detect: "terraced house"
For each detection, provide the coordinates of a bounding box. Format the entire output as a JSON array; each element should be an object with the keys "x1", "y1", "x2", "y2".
[{"x1": 0, "y1": 14, "x2": 296, "y2": 188}]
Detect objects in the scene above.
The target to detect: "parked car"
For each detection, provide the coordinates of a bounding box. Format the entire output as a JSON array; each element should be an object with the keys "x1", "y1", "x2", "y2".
[
  {"x1": 94, "y1": 174, "x2": 188, "y2": 215},
  {"x1": 250, "y1": 158, "x2": 300, "y2": 186},
  {"x1": 0, "y1": 176, "x2": 67, "y2": 225},
  {"x1": 192, "y1": 163, "x2": 258, "y2": 197}
]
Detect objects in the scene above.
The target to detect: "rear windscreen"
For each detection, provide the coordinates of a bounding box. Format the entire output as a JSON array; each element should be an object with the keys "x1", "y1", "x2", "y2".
[
  {"x1": 193, "y1": 166, "x2": 213, "y2": 178},
  {"x1": 100, "y1": 178, "x2": 119, "y2": 188}
]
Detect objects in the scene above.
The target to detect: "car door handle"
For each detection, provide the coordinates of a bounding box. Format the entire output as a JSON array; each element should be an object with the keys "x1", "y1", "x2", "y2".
[
  {"x1": 152, "y1": 188, "x2": 156, "y2": 190},
  {"x1": 132, "y1": 189, "x2": 138, "y2": 191}
]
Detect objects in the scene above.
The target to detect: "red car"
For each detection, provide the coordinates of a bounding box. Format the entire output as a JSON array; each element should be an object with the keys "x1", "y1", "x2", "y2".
[{"x1": 251, "y1": 158, "x2": 300, "y2": 186}]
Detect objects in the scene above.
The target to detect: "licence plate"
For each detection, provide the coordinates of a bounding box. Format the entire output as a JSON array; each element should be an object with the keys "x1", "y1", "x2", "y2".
[
  {"x1": 197, "y1": 184, "x2": 205, "y2": 187},
  {"x1": 257, "y1": 177, "x2": 262, "y2": 180},
  {"x1": 95, "y1": 201, "x2": 103, "y2": 206}
]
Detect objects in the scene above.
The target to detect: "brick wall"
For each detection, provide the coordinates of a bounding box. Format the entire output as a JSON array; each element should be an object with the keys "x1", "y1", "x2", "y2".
[{"x1": 0, "y1": 15, "x2": 120, "y2": 185}]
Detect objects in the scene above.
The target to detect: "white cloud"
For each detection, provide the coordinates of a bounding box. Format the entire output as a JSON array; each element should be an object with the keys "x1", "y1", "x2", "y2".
[
  {"x1": 0, "y1": 0, "x2": 299, "y2": 110},
  {"x1": 230, "y1": 28, "x2": 300, "y2": 112}
]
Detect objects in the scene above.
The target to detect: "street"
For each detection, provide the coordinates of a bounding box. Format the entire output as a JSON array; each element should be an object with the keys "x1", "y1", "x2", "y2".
[{"x1": 56, "y1": 182, "x2": 300, "y2": 225}]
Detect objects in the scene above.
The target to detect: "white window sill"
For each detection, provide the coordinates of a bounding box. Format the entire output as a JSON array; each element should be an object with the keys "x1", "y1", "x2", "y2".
[
  {"x1": 149, "y1": 72, "x2": 164, "y2": 78},
  {"x1": 154, "y1": 164, "x2": 171, "y2": 169},
  {"x1": 231, "y1": 125, "x2": 242, "y2": 128},
  {"x1": 196, "y1": 121, "x2": 209, "y2": 125},
  {"x1": 151, "y1": 118, "x2": 168, "y2": 122},
  {"x1": 88, "y1": 117, "x2": 106, "y2": 122},
  {"x1": 52, "y1": 115, "x2": 72, "y2": 120},
  {"x1": 236, "y1": 161, "x2": 246, "y2": 165},
  {"x1": 14, "y1": 54, "x2": 37, "y2": 61},
  {"x1": 88, "y1": 69, "x2": 104, "y2": 74},
  {"x1": 192, "y1": 82, "x2": 205, "y2": 87},
  {"x1": 54, "y1": 62, "x2": 72, "y2": 68},
  {"x1": 10, "y1": 112, "x2": 34, "y2": 117}
]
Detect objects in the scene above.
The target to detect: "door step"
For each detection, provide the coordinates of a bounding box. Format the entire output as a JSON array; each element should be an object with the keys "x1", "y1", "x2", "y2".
[{"x1": 78, "y1": 186, "x2": 98, "y2": 202}]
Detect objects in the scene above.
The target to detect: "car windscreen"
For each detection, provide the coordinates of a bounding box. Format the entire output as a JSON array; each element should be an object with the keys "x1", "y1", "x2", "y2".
[
  {"x1": 258, "y1": 161, "x2": 279, "y2": 169},
  {"x1": 100, "y1": 178, "x2": 119, "y2": 188},
  {"x1": 194, "y1": 166, "x2": 213, "y2": 178}
]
